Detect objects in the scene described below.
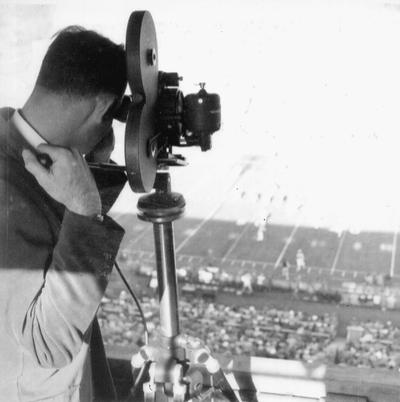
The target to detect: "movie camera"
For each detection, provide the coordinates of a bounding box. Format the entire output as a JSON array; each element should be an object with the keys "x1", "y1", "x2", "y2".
[{"x1": 109, "y1": 11, "x2": 221, "y2": 193}]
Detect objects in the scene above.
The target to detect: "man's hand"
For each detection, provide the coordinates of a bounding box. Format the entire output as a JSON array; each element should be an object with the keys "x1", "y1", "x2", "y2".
[
  {"x1": 22, "y1": 144, "x2": 102, "y2": 217},
  {"x1": 85, "y1": 128, "x2": 115, "y2": 164}
]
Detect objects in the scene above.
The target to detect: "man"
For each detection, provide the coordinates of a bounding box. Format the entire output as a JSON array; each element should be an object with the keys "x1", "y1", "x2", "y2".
[
  {"x1": 296, "y1": 249, "x2": 306, "y2": 272},
  {"x1": 0, "y1": 27, "x2": 127, "y2": 401},
  {"x1": 240, "y1": 271, "x2": 253, "y2": 294}
]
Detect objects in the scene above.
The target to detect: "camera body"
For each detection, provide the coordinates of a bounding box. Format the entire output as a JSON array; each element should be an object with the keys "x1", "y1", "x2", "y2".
[{"x1": 157, "y1": 73, "x2": 221, "y2": 152}]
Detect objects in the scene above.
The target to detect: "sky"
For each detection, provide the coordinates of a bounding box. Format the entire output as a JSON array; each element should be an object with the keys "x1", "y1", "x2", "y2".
[{"x1": 2, "y1": 0, "x2": 400, "y2": 231}]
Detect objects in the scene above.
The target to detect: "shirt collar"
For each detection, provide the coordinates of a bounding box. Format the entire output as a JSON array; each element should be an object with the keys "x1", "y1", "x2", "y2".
[{"x1": 11, "y1": 109, "x2": 47, "y2": 149}]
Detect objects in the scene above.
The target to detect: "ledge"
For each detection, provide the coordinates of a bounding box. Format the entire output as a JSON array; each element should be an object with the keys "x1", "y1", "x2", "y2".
[{"x1": 106, "y1": 345, "x2": 399, "y2": 402}]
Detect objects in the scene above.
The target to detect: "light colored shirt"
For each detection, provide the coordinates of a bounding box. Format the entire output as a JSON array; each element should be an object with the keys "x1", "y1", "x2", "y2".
[{"x1": 12, "y1": 109, "x2": 47, "y2": 148}]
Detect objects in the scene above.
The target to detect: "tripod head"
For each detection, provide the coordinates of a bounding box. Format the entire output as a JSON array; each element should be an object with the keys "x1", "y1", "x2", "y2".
[{"x1": 116, "y1": 11, "x2": 221, "y2": 193}]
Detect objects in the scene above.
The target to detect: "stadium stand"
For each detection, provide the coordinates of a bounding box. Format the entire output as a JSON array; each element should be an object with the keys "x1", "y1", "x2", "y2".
[{"x1": 99, "y1": 291, "x2": 337, "y2": 364}]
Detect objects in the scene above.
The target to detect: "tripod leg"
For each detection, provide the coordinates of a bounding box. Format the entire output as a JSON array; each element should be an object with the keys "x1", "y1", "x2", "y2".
[
  {"x1": 212, "y1": 369, "x2": 240, "y2": 402},
  {"x1": 130, "y1": 361, "x2": 151, "y2": 401}
]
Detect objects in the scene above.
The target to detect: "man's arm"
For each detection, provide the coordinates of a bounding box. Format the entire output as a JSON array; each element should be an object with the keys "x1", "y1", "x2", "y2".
[
  {"x1": 0, "y1": 177, "x2": 124, "y2": 368},
  {"x1": 0, "y1": 144, "x2": 127, "y2": 368}
]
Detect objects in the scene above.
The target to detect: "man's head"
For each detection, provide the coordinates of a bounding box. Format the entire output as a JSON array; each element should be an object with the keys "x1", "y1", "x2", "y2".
[{"x1": 24, "y1": 26, "x2": 127, "y2": 153}]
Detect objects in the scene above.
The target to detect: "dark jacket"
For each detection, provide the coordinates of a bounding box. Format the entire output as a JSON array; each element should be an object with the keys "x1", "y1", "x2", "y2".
[{"x1": 0, "y1": 107, "x2": 126, "y2": 401}]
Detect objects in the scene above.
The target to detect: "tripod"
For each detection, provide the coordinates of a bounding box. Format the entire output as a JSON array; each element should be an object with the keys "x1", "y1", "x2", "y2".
[{"x1": 130, "y1": 170, "x2": 239, "y2": 402}]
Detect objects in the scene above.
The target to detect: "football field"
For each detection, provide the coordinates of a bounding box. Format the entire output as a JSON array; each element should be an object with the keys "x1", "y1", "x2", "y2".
[{"x1": 114, "y1": 211, "x2": 399, "y2": 286}]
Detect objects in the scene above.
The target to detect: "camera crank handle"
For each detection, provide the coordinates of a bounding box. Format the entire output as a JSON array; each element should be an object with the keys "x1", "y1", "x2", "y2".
[{"x1": 36, "y1": 152, "x2": 127, "y2": 173}]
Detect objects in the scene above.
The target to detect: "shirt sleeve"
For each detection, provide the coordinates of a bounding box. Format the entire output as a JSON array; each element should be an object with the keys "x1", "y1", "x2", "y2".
[{"x1": 0, "y1": 178, "x2": 125, "y2": 368}]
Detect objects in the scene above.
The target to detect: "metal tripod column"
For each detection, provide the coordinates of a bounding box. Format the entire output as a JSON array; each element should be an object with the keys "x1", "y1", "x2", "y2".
[{"x1": 137, "y1": 172, "x2": 185, "y2": 346}]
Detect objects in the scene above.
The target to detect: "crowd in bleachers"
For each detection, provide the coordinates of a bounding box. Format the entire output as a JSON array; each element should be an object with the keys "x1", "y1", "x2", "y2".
[
  {"x1": 336, "y1": 320, "x2": 400, "y2": 370},
  {"x1": 98, "y1": 291, "x2": 337, "y2": 364},
  {"x1": 98, "y1": 293, "x2": 157, "y2": 348},
  {"x1": 178, "y1": 298, "x2": 336, "y2": 362},
  {"x1": 99, "y1": 291, "x2": 400, "y2": 370}
]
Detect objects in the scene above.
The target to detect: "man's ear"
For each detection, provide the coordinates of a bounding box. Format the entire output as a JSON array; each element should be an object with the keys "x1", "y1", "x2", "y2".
[{"x1": 94, "y1": 94, "x2": 117, "y2": 122}]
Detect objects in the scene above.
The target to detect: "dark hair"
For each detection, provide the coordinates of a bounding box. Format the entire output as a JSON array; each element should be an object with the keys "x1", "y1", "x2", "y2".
[{"x1": 36, "y1": 26, "x2": 126, "y2": 99}]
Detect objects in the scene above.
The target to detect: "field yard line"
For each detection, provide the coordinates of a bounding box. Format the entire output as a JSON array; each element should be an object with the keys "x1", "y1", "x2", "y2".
[
  {"x1": 175, "y1": 160, "x2": 253, "y2": 254},
  {"x1": 221, "y1": 223, "x2": 251, "y2": 262},
  {"x1": 175, "y1": 193, "x2": 232, "y2": 253},
  {"x1": 330, "y1": 231, "x2": 347, "y2": 273},
  {"x1": 273, "y1": 219, "x2": 302, "y2": 269},
  {"x1": 221, "y1": 183, "x2": 269, "y2": 262},
  {"x1": 390, "y1": 224, "x2": 398, "y2": 278},
  {"x1": 129, "y1": 225, "x2": 152, "y2": 245}
]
